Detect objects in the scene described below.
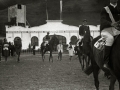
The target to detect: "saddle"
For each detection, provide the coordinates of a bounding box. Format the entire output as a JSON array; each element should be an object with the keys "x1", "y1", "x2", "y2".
[{"x1": 93, "y1": 35, "x2": 119, "y2": 68}]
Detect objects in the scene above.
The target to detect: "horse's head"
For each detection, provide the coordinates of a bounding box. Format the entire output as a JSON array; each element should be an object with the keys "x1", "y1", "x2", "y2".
[
  {"x1": 14, "y1": 40, "x2": 22, "y2": 49},
  {"x1": 49, "y1": 35, "x2": 59, "y2": 46}
]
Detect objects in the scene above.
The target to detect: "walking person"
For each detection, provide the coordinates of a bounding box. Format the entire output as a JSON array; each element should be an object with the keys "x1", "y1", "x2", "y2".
[
  {"x1": 67, "y1": 42, "x2": 74, "y2": 61},
  {"x1": 3, "y1": 38, "x2": 9, "y2": 62},
  {"x1": 57, "y1": 41, "x2": 63, "y2": 61}
]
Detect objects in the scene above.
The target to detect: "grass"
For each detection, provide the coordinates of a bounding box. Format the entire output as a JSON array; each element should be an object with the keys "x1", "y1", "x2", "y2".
[{"x1": 0, "y1": 54, "x2": 119, "y2": 90}]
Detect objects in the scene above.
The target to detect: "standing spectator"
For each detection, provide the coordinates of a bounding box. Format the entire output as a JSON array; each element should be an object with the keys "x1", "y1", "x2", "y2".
[
  {"x1": 67, "y1": 42, "x2": 74, "y2": 61},
  {"x1": 57, "y1": 41, "x2": 63, "y2": 61},
  {"x1": 3, "y1": 38, "x2": 9, "y2": 62},
  {"x1": 8, "y1": 42, "x2": 11, "y2": 56},
  {"x1": 33, "y1": 43, "x2": 36, "y2": 55}
]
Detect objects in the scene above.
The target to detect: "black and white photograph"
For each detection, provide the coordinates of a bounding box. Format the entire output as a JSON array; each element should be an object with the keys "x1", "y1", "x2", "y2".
[{"x1": 0, "y1": 0, "x2": 120, "y2": 90}]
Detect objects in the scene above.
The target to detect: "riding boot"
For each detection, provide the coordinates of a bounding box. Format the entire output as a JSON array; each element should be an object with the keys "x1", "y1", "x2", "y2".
[{"x1": 103, "y1": 46, "x2": 111, "y2": 69}]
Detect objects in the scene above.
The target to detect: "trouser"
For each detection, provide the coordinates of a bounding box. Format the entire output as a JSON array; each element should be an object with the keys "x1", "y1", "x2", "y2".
[
  {"x1": 101, "y1": 27, "x2": 120, "y2": 46},
  {"x1": 58, "y1": 51, "x2": 62, "y2": 60}
]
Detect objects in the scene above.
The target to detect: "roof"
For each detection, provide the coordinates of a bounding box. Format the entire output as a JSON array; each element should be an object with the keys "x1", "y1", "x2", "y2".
[{"x1": 6, "y1": 20, "x2": 100, "y2": 32}]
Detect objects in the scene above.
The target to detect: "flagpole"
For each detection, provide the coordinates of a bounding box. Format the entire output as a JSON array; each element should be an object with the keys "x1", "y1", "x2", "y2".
[
  {"x1": 45, "y1": 0, "x2": 48, "y2": 20},
  {"x1": 60, "y1": 0, "x2": 62, "y2": 20}
]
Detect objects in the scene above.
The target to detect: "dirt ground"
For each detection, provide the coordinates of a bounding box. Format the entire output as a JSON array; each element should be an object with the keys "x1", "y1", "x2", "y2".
[{"x1": 0, "y1": 54, "x2": 119, "y2": 90}]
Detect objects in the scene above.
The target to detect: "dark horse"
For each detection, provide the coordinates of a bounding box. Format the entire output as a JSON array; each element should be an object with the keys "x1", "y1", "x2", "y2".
[
  {"x1": 41, "y1": 35, "x2": 59, "y2": 62},
  {"x1": 78, "y1": 26, "x2": 120, "y2": 89},
  {"x1": 14, "y1": 38, "x2": 22, "y2": 62},
  {"x1": 82, "y1": 34, "x2": 120, "y2": 90}
]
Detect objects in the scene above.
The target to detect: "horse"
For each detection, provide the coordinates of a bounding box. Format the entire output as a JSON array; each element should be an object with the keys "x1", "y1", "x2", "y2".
[
  {"x1": 78, "y1": 26, "x2": 119, "y2": 89},
  {"x1": 82, "y1": 34, "x2": 120, "y2": 90},
  {"x1": 78, "y1": 26, "x2": 93, "y2": 70},
  {"x1": 14, "y1": 38, "x2": 22, "y2": 62},
  {"x1": 41, "y1": 35, "x2": 59, "y2": 62}
]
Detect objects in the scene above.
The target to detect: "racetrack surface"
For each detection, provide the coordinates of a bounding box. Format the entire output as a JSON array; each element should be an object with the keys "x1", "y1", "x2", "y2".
[{"x1": 0, "y1": 54, "x2": 119, "y2": 90}]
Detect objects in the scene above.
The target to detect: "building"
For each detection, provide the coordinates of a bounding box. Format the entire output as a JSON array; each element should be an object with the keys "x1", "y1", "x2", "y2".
[
  {"x1": 6, "y1": 4, "x2": 100, "y2": 50},
  {"x1": 6, "y1": 20, "x2": 100, "y2": 49}
]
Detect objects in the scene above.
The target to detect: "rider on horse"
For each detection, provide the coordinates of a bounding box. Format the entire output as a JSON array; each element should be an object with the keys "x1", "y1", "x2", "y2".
[
  {"x1": 78, "y1": 19, "x2": 90, "y2": 45},
  {"x1": 45, "y1": 32, "x2": 50, "y2": 46},
  {"x1": 100, "y1": 0, "x2": 120, "y2": 69},
  {"x1": 77, "y1": 19, "x2": 90, "y2": 54}
]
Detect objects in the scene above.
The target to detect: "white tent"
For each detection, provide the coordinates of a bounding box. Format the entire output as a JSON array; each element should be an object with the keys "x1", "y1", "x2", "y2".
[{"x1": 6, "y1": 20, "x2": 100, "y2": 49}]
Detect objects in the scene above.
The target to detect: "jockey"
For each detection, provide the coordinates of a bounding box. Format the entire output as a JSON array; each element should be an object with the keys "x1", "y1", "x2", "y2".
[
  {"x1": 78, "y1": 19, "x2": 90, "y2": 46},
  {"x1": 100, "y1": 0, "x2": 120, "y2": 69},
  {"x1": 45, "y1": 32, "x2": 50, "y2": 46}
]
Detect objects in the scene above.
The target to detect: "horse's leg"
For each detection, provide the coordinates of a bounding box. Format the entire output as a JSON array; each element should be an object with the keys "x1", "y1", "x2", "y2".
[
  {"x1": 109, "y1": 75, "x2": 116, "y2": 90},
  {"x1": 79, "y1": 56, "x2": 84, "y2": 70},
  {"x1": 78, "y1": 55, "x2": 84, "y2": 70},
  {"x1": 82, "y1": 55, "x2": 85, "y2": 69},
  {"x1": 17, "y1": 52, "x2": 20, "y2": 62},
  {"x1": 49, "y1": 51, "x2": 53, "y2": 62},
  {"x1": 86, "y1": 54, "x2": 91, "y2": 68},
  {"x1": 86, "y1": 54, "x2": 90, "y2": 66},
  {"x1": 42, "y1": 51, "x2": 44, "y2": 62},
  {"x1": 5, "y1": 57, "x2": 7, "y2": 62},
  {"x1": 42, "y1": 50, "x2": 46, "y2": 62},
  {"x1": 80, "y1": 55, "x2": 83, "y2": 69},
  {"x1": 92, "y1": 65, "x2": 100, "y2": 90},
  {"x1": 85, "y1": 55, "x2": 88, "y2": 68}
]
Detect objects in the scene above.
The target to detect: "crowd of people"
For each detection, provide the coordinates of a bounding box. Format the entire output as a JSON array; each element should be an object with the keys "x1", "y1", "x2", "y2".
[
  {"x1": 0, "y1": 38, "x2": 15, "y2": 56},
  {"x1": 0, "y1": 38, "x2": 16, "y2": 62}
]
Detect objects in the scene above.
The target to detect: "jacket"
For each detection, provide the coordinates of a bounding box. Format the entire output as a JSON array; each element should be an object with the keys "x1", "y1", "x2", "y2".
[
  {"x1": 100, "y1": 4, "x2": 120, "y2": 31},
  {"x1": 57, "y1": 44, "x2": 63, "y2": 53}
]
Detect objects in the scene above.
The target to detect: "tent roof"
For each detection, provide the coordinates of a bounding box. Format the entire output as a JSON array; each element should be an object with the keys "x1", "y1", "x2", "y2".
[
  {"x1": 29, "y1": 20, "x2": 78, "y2": 31},
  {"x1": 6, "y1": 20, "x2": 100, "y2": 31}
]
